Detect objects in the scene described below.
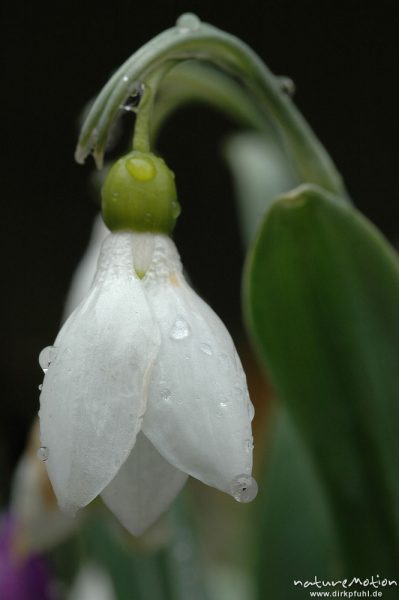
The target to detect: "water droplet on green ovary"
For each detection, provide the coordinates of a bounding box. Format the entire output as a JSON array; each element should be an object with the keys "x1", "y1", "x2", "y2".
[{"x1": 126, "y1": 157, "x2": 156, "y2": 182}]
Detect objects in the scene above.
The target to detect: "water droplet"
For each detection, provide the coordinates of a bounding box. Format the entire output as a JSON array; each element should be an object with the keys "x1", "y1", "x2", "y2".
[
  {"x1": 200, "y1": 343, "x2": 212, "y2": 356},
  {"x1": 38, "y1": 384, "x2": 43, "y2": 391},
  {"x1": 37, "y1": 447, "x2": 49, "y2": 462},
  {"x1": 247, "y1": 401, "x2": 255, "y2": 421},
  {"x1": 120, "y1": 82, "x2": 144, "y2": 112},
  {"x1": 171, "y1": 200, "x2": 181, "y2": 219},
  {"x1": 161, "y1": 389, "x2": 172, "y2": 404},
  {"x1": 244, "y1": 438, "x2": 254, "y2": 453},
  {"x1": 170, "y1": 318, "x2": 190, "y2": 340},
  {"x1": 39, "y1": 346, "x2": 56, "y2": 373},
  {"x1": 122, "y1": 75, "x2": 129, "y2": 83},
  {"x1": 216, "y1": 398, "x2": 228, "y2": 417},
  {"x1": 176, "y1": 13, "x2": 201, "y2": 33},
  {"x1": 230, "y1": 474, "x2": 258, "y2": 503},
  {"x1": 126, "y1": 156, "x2": 156, "y2": 181},
  {"x1": 219, "y1": 393, "x2": 229, "y2": 408},
  {"x1": 121, "y1": 102, "x2": 138, "y2": 113},
  {"x1": 279, "y1": 76, "x2": 296, "y2": 98}
]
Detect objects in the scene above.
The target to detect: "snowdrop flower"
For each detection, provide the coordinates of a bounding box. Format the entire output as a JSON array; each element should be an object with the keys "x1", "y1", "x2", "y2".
[{"x1": 38, "y1": 150, "x2": 256, "y2": 536}]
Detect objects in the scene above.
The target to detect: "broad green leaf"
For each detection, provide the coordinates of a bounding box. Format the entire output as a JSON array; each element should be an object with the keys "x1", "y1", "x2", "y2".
[
  {"x1": 49, "y1": 500, "x2": 210, "y2": 600},
  {"x1": 245, "y1": 185, "x2": 399, "y2": 579},
  {"x1": 255, "y1": 406, "x2": 342, "y2": 599}
]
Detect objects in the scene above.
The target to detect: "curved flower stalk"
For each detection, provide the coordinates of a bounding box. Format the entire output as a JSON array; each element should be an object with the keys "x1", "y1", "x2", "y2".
[
  {"x1": 76, "y1": 14, "x2": 346, "y2": 198},
  {"x1": 38, "y1": 230, "x2": 256, "y2": 535}
]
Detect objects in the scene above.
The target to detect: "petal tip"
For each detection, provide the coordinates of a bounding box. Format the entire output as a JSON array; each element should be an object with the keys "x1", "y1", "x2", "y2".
[{"x1": 58, "y1": 498, "x2": 80, "y2": 518}]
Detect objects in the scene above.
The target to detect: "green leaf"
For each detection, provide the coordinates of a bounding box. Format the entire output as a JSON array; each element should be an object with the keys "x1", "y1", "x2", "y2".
[
  {"x1": 71, "y1": 499, "x2": 210, "y2": 600},
  {"x1": 245, "y1": 185, "x2": 399, "y2": 578},
  {"x1": 152, "y1": 60, "x2": 274, "y2": 137},
  {"x1": 255, "y1": 406, "x2": 342, "y2": 599}
]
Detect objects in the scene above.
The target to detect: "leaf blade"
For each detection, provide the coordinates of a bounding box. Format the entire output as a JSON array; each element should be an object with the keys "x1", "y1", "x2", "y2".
[{"x1": 245, "y1": 185, "x2": 399, "y2": 576}]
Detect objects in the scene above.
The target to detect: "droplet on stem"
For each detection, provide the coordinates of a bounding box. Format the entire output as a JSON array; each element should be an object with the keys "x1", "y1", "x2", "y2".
[
  {"x1": 279, "y1": 76, "x2": 296, "y2": 98},
  {"x1": 120, "y1": 82, "x2": 145, "y2": 112},
  {"x1": 176, "y1": 13, "x2": 201, "y2": 33}
]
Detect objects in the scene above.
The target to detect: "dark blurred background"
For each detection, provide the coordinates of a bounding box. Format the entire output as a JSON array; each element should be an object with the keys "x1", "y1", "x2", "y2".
[{"x1": 1, "y1": 0, "x2": 398, "y2": 500}]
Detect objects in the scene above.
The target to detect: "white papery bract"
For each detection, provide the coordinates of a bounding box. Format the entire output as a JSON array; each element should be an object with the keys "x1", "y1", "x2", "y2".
[{"x1": 39, "y1": 230, "x2": 256, "y2": 535}]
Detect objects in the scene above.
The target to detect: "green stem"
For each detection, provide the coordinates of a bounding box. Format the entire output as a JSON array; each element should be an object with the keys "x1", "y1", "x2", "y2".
[
  {"x1": 132, "y1": 85, "x2": 152, "y2": 153},
  {"x1": 76, "y1": 17, "x2": 346, "y2": 199},
  {"x1": 132, "y1": 65, "x2": 176, "y2": 153}
]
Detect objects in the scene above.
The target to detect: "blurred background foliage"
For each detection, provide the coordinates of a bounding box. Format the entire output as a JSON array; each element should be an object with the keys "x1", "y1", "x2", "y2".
[{"x1": 2, "y1": 1, "x2": 399, "y2": 598}]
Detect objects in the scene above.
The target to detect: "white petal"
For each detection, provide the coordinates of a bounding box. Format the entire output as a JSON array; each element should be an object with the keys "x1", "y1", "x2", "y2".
[
  {"x1": 62, "y1": 215, "x2": 109, "y2": 320},
  {"x1": 141, "y1": 236, "x2": 255, "y2": 498},
  {"x1": 39, "y1": 233, "x2": 160, "y2": 514},
  {"x1": 101, "y1": 433, "x2": 187, "y2": 535}
]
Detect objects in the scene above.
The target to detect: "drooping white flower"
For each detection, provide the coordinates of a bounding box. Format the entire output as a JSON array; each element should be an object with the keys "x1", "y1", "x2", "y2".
[{"x1": 38, "y1": 231, "x2": 256, "y2": 535}]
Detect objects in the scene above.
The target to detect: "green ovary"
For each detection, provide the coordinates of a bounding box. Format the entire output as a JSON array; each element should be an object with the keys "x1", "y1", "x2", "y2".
[{"x1": 101, "y1": 151, "x2": 180, "y2": 234}]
